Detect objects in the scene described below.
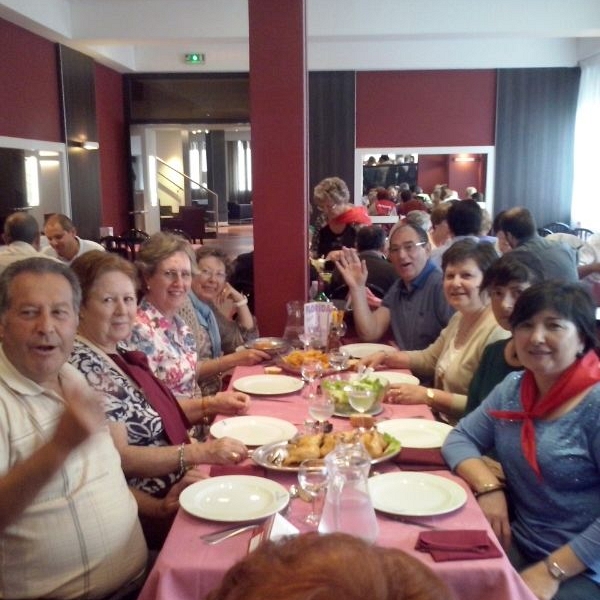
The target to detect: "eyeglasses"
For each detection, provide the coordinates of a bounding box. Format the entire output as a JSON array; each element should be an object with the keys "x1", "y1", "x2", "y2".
[
  {"x1": 161, "y1": 269, "x2": 192, "y2": 281},
  {"x1": 388, "y1": 241, "x2": 427, "y2": 254},
  {"x1": 198, "y1": 268, "x2": 227, "y2": 281}
]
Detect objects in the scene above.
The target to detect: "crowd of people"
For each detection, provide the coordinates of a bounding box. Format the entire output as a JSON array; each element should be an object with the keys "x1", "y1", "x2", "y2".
[{"x1": 0, "y1": 189, "x2": 599, "y2": 600}]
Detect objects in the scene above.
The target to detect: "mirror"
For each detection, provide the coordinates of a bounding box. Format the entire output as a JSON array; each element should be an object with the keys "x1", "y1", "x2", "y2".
[{"x1": 354, "y1": 146, "x2": 495, "y2": 212}]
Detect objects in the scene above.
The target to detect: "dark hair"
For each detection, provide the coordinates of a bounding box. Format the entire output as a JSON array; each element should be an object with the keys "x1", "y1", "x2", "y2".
[
  {"x1": 441, "y1": 238, "x2": 498, "y2": 274},
  {"x1": 206, "y1": 532, "x2": 453, "y2": 600},
  {"x1": 376, "y1": 189, "x2": 391, "y2": 200},
  {"x1": 446, "y1": 199, "x2": 482, "y2": 236},
  {"x1": 481, "y1": 253, "x2": 540, "y2": 291},
  {"x1": 44, "y1": 213, "x2": 76, "y2": 232},
  {"x1": 71, "y1": 250, "x2": 137, "y2": 305},
  {"x1": 356, "y1": 225, "x2": 386, "y2": 252},
  {"x1": 399, "y1": 190, "x2": 413, "y2": 203},
  {"x1": 499, "y1": 207, "x2": 536, "y2": 241},
  {"x1": 0, "y1": 256, "x2": 81, "y2": 314},
  {"x1": 492, "y1": 210, "x2": 507, "y2": 235},
  {"x1": 3, "y1": 212, "x2": 39, "y2": 244},
  {"x1": 510, "y1": 281, "x2": 598, "y2": 352}
]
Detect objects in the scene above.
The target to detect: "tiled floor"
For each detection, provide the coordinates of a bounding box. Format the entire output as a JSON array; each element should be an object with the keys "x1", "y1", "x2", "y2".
[{"x1": 202, "y1": 224, "x2": 254, "y2": 259}]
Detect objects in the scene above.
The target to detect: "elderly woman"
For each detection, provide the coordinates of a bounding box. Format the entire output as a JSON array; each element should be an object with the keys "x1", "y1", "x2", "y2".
[
  {"x1": 178, "y1": 246, "x2": 268, "y2": 395},
  {"x1": 442, "y1": 282, "x2": 600, "y2": 600},
  {"x1": 311, "y1": 176, "x2": 371, "y2": 260},
  {"x1": 362, "y1": 239, "x2": 509, "y2": 421},
  {"x1": 69, "y1": 251, "x2": 249, "y2": 547}
]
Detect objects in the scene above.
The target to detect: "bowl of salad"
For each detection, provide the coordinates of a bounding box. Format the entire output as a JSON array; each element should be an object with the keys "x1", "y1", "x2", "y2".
[{"x1": 321, "y1": 372, "x2": 389, "y2": 417}]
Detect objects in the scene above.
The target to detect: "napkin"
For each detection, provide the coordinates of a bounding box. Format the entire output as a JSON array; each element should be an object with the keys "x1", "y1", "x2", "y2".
[
  {"x1": 248, "y1": 513, "x2": 299, "y2": 553},
  {"x1": 415, "y1": 530, "x2": 502, "y2": 562},
  {"x1": 209, "y1": 464, "x2": 266, "y2": 478},
  {"x1": 393, "y1": 447, "x2": 448, "y2": 471}
]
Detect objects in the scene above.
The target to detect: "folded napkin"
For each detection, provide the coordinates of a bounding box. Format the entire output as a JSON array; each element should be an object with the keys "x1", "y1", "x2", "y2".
[
  {"x1": 393, "y1": 447, "x2": 448, "y2": 471},
  {"x1": 415, "y1": 530, "x2": 502, "y2": 562},
  {"x1": 209, "y1": 464, "x2": 266, "y2": 478}
]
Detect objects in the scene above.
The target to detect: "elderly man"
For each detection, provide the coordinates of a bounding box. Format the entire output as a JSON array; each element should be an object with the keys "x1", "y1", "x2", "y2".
[
  {"x1": 42, "y1": 213, "x2": 104, "y2": 263},
  {"x1": 335, "y1": 222, "x2": 454, "y2": 352},
  {"x1": 0, "y1": 212, "x2": 42, "y2": 274},
  {"x1": 0, "y1": 257, "x2": 147, "y2": 599}
]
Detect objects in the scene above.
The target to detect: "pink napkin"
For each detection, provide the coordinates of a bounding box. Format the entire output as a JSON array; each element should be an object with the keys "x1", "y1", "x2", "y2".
[
  {"x1": 209, "y1": 464, "x2": 266, "y2": 478},
  {"x1": 415, "y1": 530, "x2": 502, "y2": 561},
  {"x1": 393, "y1": 447, "x2": 448, "y2": 471}
]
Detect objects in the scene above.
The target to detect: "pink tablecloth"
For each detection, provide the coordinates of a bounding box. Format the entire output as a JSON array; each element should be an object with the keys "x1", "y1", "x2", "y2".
[{"x1": 138, "y1": 366, "x2": 537, "y2": 600}]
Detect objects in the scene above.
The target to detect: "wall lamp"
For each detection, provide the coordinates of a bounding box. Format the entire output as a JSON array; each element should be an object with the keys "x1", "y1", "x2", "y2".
[
  {"x1": 453, "y1": 155, "x2": 478, "y2": 163},
  {"x1": 71, "y1": 140, "x2": 100, "y2": 150}
]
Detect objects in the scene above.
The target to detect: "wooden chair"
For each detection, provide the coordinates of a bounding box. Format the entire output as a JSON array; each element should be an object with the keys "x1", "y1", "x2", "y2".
[{"x1": 178, "y1": 206, "x2": 206, "y2": 244}]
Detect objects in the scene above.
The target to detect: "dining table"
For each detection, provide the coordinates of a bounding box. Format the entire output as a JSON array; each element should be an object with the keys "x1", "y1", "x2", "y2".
[{"x1": 138, "y1": 363, "x2": 537, "y2": 600}]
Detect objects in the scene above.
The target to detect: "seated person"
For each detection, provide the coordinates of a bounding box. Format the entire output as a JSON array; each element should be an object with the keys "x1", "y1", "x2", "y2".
[
  {"x1": 0, "y1": 257, "x2": 147, "y2": 599},
  {"x1": 329, "y1": 225, "x2": 397, "y2": 302},
  {"x1": 206, "y1": 532, "x2": 453, "y2": 600},
  {"x1": 334, "y1": 222, "x2": 454, "y2": 354},
  {"x1": 442, "y1": 282, "x2": 600, "y2": 600},
  {"x1": 69, "y1": 251, "x2": 249, "y2": 548},
  {"x1": 362, "y1": 239, "x2": 509, "y2": 422}
]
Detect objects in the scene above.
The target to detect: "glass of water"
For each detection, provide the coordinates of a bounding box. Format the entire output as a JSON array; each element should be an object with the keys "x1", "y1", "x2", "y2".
[
  {"x1": 348, "y1": 388, "x2": 376, "y2": 415},
  {"x1": 298, "y1": 458, "x2": 328, "y2": 526},
  {"x1": 308, "y1": 392, "x2": 335, "y2": 430},
  {"x1": 328, "y1": 349, "x2": 349, "y2": 372}
]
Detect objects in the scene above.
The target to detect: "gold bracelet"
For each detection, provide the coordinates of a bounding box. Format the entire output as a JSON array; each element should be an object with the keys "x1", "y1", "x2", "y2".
[{"x1": 473, "y1": 482, "x2": 505, "y2": 498}]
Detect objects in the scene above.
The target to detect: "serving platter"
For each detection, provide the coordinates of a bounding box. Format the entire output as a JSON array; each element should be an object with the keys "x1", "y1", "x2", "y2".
[{"x1": 210, "y1": 416, "x2": 298, "y2": 446}]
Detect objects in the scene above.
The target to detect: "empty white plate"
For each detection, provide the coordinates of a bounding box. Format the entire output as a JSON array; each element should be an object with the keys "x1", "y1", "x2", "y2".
[
  {"x1": 374, "y1": 371, "x2": 420, "y2": 386},
  {"x1": 340, "y1": 343, "x2": 396, "y2": 358},
  {"x1": 376, "y1": 419, "x2": 453, "y2": 448},
  {"x1": 210, "y1": 416, "x2": 297, "y2": 446},
  {"x1": 233, "y1": 374, "x2": 303, "y2": 396}
]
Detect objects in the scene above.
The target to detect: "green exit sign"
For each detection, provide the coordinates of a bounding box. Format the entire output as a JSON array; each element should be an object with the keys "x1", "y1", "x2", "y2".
[{"x1": 185, "y1": 53, "x2": 205, "y2": 64}]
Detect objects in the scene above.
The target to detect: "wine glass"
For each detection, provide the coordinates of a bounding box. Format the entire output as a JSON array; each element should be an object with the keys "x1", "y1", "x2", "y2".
[
  {"x1": 298, "y1": 458, "x2": 328, "y2": 526},
  {"x1": 301, "y1": 358, "x2": 323, "y2": 399},
  {"x1": 328, "y1": 349, "x2": 349, "y2": 372},
  {"x1": 347, "y1": 388, "x2": 376, "y2": 415},
  {"x1": 307, "y1": 392, "x2": 335, "y2": 431}
]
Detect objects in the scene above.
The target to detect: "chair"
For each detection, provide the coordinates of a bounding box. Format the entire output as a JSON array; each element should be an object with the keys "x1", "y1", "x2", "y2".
[
  {"x1": 99, "y1": 235, "x2": 129, "y2": 259},
  {"x1": 537, "y1": 227, "x2": 553, "y2": 237},
  {"x1": 572, "y1": 227, "x2": 595, "y2": 241},
  {"x1": 178, "y1": 206, "x2": 206, "y2": 243},
  {"x1": 167, "y1": 228, "x2": 193, "y2": 242},
  {"x1": 542, "y1": 222, "x2": 573, "y2": 234},
  {"x1": 121, "y1": 229, "x2": 150, "y2": 260}
]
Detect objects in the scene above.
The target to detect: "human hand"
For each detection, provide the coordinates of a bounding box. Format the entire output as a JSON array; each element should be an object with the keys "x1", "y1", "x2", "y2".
[
  {"x1": 358, "y1": 350, "x2": 388, "y2": 369},
  {"x1": 519, "y1": 562, "x2": 560, "y2": 600},
  {"x1": 481, "y1": 456, "x2": 506, "y2": 483},
  {"x1": 385, "y1": 384, "x2": 428, "y2": 405},
  {"x1": 364, "y1": 287, "x2": 382, "y2": 308},
  {"x1": 209, "y1": 391, "x2": 251, "y2": 416},
  {"x1": 232, "y1": 348, "x2": 270, "y2": 366},
  {"x1": 334, "y1": 247, "x2": 368, "y2": 289},
  {"x1": 161, "y1": 467, "x2": 207, "y2": 516},
  {"x1": 202, "y1": 437, "x2": 248, "y2": 465},
  {"x1": 477, "y1": 489, "x2": 512, "y2": 549}
]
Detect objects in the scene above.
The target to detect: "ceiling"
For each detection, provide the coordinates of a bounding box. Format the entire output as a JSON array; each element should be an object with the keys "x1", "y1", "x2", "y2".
[{"x1": 1, "y1": 0, "x2": 600, "y2": 74}]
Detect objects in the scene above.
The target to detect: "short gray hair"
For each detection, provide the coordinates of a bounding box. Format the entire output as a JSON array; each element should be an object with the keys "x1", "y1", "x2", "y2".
[{"x1": 0, "y1": 257, "x2": 82, "y2": 315}]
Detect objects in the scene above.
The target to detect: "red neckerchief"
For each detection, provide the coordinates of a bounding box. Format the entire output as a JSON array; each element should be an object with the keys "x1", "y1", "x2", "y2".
[
  {"x1": 331, "y1": 206, "x2": 371, "y2": 226},
  {"x1": 489, "y1": 350, "x2": 600, "y2": 479}
]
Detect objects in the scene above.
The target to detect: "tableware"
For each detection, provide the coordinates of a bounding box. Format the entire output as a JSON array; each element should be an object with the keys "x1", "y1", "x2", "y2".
[
  {"x1": 210, "y1": 416, "x2": 297, "y2": 446},
  {"x1": 252, "y1": 437, "x2": 402, "y2": 473},
  {"x1": 340, "y1": 343, "x2": 396, "y2": 358},
  {"x1": 373, "y1": 371, "x2": 420, "y2": 386},
  {"x1": 298, "y1": 458, "x2": 328, "y2": 525},
  {"x1": 321, "y1": 372, "x2": 389, "y2": 416},
  {"x1": 327, "y1": 349, "x2": 349, "y2": 371},
  {"x1": 348, "y1": 388, "x2": 376, "y2": 414},
  {"x1": 307, "y1": 392, "x2": 335, "y2": 428},
  {"x1": 376, "y1": 419, "x2": 453, "y2": 448},
  {"x1": 244, "y1": 337, "x2": 290, "y2": 357},
  {"x1": 179, "y1": 475, "x2": 290, "y2": 522},
  {"x1": 367, "y1": 472, "x2": 467, "y2": 517},
  {"x1": 200, "y1": 524, "x2": 258, "y2": 545},
  {"x1": 233, "y1": 374, "x2": 303, "y2": 396}
]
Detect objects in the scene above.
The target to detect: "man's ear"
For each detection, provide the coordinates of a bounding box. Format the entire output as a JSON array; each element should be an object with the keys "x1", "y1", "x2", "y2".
[{"x1": 505, "y1": 232, "x2": 517, "y2": 249}]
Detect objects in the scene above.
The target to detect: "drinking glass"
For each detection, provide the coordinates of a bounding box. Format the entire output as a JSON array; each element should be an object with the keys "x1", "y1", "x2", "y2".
[
  {"x1": 301, "y1": 358, "x2": 323, "y2": 399},
  {"x1": 328, "y1": 349, "x2": 349, "y2": 372},
  {"x1": 298, "y1": 458, "x2": 328, "y2": 526},
  {"x1": 348, "y1": 388, "x2": 376, "y2": 414},
  {"x1": 307, "y1": 392, "x2": 335, "y2": 430}
]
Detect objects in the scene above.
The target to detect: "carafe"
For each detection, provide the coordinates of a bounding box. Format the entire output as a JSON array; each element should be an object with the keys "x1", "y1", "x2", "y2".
[
  {"x1": 318, "y1": 442, "x2": 379, "y2": 543},
  {"x1": 283, "y1": 300, "x2": 304, "y2": 348}
]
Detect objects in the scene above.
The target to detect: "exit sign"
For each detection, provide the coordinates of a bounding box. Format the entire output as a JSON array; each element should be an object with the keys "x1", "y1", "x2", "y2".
[{"x1": 185, "y1": 53, "x2": 205, "y2": 64}]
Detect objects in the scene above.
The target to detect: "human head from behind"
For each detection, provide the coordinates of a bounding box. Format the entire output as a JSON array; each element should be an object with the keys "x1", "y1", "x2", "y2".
[
  {"x1": 429, "y1": 202, "x2": 454, "y2": 247},
  {"x1": 387, "y1": 222, "x2": 430, "y2": 285},
  {"x1": 509, "y1": 281, "x2": 597, "y2": 391},
  {"x1": 355, "y1": 225, "x2": 387, "y2": 254},
  {"x1": 498, "y1": 207, "x2": 537, "y2": 248},
  {"x1": 44, "y1": 213, "x2": 80, "y2": 261},
  {"x1": 3, "y1": 212, "x2": 40, "y2": 249},
  {"x1": 206, "y1": 532, "x2": 454, "y2": 600},
  {"x1": 0, "y1": 257, "x2": 80, "y2": 387},
  {"x1": 492, "y1": 210, "x2": 511, "y2": 254},
  {"x1": 481, "y1": 254, "x2": 540, "y2": 331},
  {"x1": 441, "y1": 239, "x2": 498, "y2": 315},
  {"x1": 446, "y1": 199, "x2": 482, "y2": 237},
  {"x1": 71, "y1": 251, "x2": 138, "y2": 354},
  {"x1": 192, "y1": 246, "x2": 232, "y2": 304},
  {"x1": 136, "y1": 231, "x2": 196, "y2": 318},
  {"x1": 313, "y1": 177, "x2": 350, "y2": 221}
]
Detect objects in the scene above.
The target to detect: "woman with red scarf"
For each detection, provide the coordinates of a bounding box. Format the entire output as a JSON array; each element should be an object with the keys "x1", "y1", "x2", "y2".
[
  {"x1": 443, "y1": 282, "x2": 600, "y2": 600},
  {"x1": 311, "y1": 177, "x2": 371, "y2": 260}
]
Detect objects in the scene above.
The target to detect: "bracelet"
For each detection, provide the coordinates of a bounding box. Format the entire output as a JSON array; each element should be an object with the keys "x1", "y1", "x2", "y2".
[
  {"x1": 474, "y1": 482, "x2": 505, "y2": 498},
  {"x1": 234, "y1": 295, "x2": 248, "y2": 307},
  {"x1": 178, "y1": 443, "x2": 187, "y2": 476}
]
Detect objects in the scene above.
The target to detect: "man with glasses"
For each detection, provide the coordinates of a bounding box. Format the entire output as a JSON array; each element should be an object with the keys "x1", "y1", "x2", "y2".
[{"x1": 335, "y1": 222, "x2": 454, "y2": 353}]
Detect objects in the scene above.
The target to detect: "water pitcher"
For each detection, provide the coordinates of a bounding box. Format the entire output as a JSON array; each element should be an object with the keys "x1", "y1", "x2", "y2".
[
  {"x1": 283, "y1": 300, "x2": 304, "y2": 348},
  {"x1": 318, "y1": 442, "x2": 379, "y2": 543}
]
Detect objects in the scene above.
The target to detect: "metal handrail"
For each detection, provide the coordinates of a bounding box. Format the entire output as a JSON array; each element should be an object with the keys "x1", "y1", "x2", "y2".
[{"x1": 155, "y1": 156, "x2": 219, "y2": 234}]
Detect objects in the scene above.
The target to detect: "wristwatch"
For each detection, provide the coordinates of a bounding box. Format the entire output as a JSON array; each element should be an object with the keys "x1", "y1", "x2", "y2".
[{"x1": 544, "y1": 557, "x2": 567, "y2": 582}]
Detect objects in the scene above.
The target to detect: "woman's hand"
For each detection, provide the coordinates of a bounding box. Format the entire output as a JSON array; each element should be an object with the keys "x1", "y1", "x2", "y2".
[
  {"x1": 231, "y1": 348, "x2": 270, "y2": 366},
  {"x1": 201, "y1": 437, "x2": 249, "y2": 465},
  {"x1": 477, "y1": 489, "x2": 512, "y2": 550},
  {"x1": 358, "y1": 350, "x2": 388, "y2": 369},
  {"x1": 207, "y1": 391, "x2": 251, "y2": 416},
  {"x1": 334, "y1": 247, "x2": 368, "y2": 289},
  {"x1": 385, "y1": 384, "x2": 429, "y2": 405},
  {"x1": 161, "y1": 467, "x2": 207, "y2": 516},
  {"x1": 519, "y1": 562, "x2": 560, "y2": 600}
]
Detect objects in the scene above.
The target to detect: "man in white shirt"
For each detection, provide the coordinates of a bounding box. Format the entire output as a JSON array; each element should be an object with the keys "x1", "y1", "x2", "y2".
[
  {"x1": 0, "y1": 257, "x2": 147, "y2": 599},
  {"x1": 42, "y1": 213, "x2": 104, "y2": 263},
  {"x1": 0, "y1": 212, "x2": 42, "y2": 274}
]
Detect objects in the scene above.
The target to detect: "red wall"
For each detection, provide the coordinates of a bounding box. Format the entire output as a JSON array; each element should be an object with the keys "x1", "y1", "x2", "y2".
[
  {"x1": 356, "y1": 70, "x2": 496, "y2": 147},
  {"x1": 0, "y1": 18, "x2": 62, "y2": 141},
  {"x1": 95, "y1": 63, "x2": 129, "y2": 234}
]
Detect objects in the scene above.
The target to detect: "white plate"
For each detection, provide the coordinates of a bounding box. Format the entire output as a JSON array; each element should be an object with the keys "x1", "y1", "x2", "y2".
[
  {"x1": 374, "y1": 371, "x2": 420, "y2": 386},
  {"x1": 233, "y1": 374, "x2": 303, "y2": 396},
  {"x1": 179, "y1": 475, "x2": 290, "y2": 522},
  {"x1": 376, "y1": 419, "x2": 453, "y2": 448},
  {"x1": 210, "y1": 416, "x2": 297, "y2": 446},
  {"x1": 340, "y1": 343, "x2": 396, "y2": 358},
  {"x1": 368, "y1": 472, "x2": 467, "y2": 517}
]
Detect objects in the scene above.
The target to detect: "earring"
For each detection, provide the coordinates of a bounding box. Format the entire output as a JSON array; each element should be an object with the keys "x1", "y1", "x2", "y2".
[{"x1": 576, "y1": 349, "x2": 585, "y2": 358}]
